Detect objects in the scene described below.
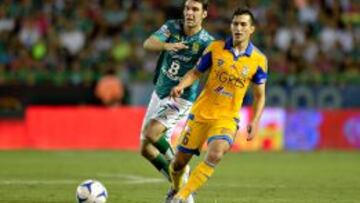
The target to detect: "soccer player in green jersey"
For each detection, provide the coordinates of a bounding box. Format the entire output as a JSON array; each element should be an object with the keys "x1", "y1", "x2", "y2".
[{"x1": 139, "y1": 0, "x2": 213, "y2": 202}]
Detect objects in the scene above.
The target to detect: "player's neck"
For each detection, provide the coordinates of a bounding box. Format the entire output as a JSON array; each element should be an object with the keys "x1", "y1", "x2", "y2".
[
  {"x1": 233, "y1": 39, "x2": 250, "y2": 53},
  {"x1": 184, "y1": 25, "x2": 202, "y2": 36}
]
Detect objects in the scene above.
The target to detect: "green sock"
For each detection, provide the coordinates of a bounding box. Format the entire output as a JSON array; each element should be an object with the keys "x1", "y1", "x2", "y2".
[
  {"x1": 153, "y1": 135, "x2": 175, "y2": 160},
  {"x1": 151, "y1": 154, "x2": 170, "y2": 181}
]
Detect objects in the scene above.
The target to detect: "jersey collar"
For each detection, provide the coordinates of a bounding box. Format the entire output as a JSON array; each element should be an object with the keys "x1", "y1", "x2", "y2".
[{"x1": 224, "y1": 37, "x2": 254, "y2": 58}]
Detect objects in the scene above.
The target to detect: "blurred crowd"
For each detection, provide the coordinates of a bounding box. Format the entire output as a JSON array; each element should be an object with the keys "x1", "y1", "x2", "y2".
[{"x1": 0, "y1": 0, "x2": 359, "y2": 89}]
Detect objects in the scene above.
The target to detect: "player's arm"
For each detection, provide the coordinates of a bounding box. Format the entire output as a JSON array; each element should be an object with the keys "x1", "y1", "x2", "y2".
[
  {"x1": 171, "y1": 50, "x2": 212, "y2": 98},
  {"x1": 171, "y1": 69, "x2": 202, "y2": 97},
  {"x1": 143, "y1": 20, "x2": 188, "y2": 52},
  {"x1": 247, "y1": 62, "x2": 268, "y2": 141},
  {"x1": 247, "y1": 83, "x2": 266, "y2": 141},
  {"x1": 143, "y1": 36, "x2": 188, "y2": 52}
]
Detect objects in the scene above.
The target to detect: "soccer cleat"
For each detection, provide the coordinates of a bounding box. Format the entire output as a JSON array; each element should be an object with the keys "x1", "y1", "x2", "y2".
[
  {"x1": 165, "y1": 188, "x2": 177, "y2": 203},
  {"x1": 166, "y1": 165, "x2": 194, "y2": 203}
]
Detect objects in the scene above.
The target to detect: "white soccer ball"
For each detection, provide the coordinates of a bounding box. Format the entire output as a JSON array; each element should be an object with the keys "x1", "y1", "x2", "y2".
[{"x1": 76, "y1": 179, "x2": 108, "y2": 203}]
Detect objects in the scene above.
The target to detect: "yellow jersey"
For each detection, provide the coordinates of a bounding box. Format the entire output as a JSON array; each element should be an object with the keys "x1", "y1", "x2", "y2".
[{"x1": 189, "y1": 37, "x2": 268, "y2": 121}]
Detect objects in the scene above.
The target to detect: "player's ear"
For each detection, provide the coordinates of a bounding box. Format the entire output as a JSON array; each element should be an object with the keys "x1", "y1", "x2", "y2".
[
  {"x1": 250, "y1": 25, "x2": 255, "y2": 34},
  {"x1": 202, "y1": 10, "x2": 207, "y2": 19}
]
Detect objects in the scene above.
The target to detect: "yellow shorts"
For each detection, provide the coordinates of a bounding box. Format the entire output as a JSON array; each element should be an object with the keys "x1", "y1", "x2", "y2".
[{"x1": 177, "y1": 116, "x2": 239, "y2": 156}]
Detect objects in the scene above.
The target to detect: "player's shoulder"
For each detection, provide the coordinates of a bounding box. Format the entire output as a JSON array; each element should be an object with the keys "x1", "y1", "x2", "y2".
[
  {"x1": 198, "y1": 29, "x2": 215, "y2": 43},
  {"x1": 165, "y1": 19, "x2": 183, "y2": 31},
  {"x1": 206, "y1": 39, "x2": 226, "y2": 51},
  {"x1": 251, "y1": 44, "x2": 267, "y2": 62},
  {"x1": 250, "y1": 43, "x2": 268, "y2": 70}
]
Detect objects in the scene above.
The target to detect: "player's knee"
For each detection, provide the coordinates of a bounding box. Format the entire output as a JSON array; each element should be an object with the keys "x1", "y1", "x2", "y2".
[
  {"x1": 206, "y1": 150, "x2": 225, "y2": 165},
  {"x1": 143, "y1": 122, "x2": 163, "y2": 142},
  {"x1": 140, "y1": 145, "x2": 148, "y2": 157},
  {"x1": 143, "y1": 126, "x2": 156, "y2": 142},
  {"x1": 139, "y1": 140, "x2": 155, "y2": 159},
  {"x1": 139, "y1": 142, "x2": 148, "y2": 157}
]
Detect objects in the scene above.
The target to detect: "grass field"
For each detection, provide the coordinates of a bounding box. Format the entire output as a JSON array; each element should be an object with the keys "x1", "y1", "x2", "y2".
[{"x1": 0, "y1": 151, "x2": 359, "y2": 203}]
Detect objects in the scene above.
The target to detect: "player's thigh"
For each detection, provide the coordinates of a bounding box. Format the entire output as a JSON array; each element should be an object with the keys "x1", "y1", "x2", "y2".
[
  {"x1": 207, "y1": 119, "x2": 238, "y2": 150},
  {"x1": 177, "y1": 119, "x2": 208, "y2": 156},
  {"x1": 140, "y1": 91, "x2": 161, "y2": 140},
  {"x1": 153, "y1": 97, "x2": 192, "y2": 140},
  {"x1": 143, "y1": 119, "x2": 167, "y2": 141}
]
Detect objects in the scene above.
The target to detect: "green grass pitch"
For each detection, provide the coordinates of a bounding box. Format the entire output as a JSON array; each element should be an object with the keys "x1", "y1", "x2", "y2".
[{"x1": 0, "y1": 151, "x2": 359, "y2": 203}]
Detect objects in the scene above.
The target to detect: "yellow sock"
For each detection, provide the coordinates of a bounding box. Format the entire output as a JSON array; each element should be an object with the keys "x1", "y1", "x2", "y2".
[
  {"x1": 169, "y1": 164, "x2": 185, "y2": 191},
  {"x1": 176, "y1": 161, "x2": 214, "y2": 200}
]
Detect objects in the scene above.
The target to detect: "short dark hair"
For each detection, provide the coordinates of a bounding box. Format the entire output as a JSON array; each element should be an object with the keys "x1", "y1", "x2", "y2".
[
  {"x1": 187, "y1": 0, "x2": 209, "y2": 11},
  {"x1": 232, "y1": 8, "x2": 256, "y2": 25}
]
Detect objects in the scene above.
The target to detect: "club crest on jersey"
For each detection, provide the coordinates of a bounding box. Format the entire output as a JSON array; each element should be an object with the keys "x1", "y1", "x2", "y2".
[
  {"x1": 241, "y1": 66, "x2": 249, "y2": 76},
  {"x1": 217, "y1": 59, "x2": 224, "y2": 67},
  {"x1": 192, "y1": 43, "x2": 200, "y2": 53}
]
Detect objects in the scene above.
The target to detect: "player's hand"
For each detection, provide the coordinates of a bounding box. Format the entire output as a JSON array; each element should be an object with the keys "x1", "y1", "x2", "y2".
[
  {"x1": 164, "y1": 42, "x2": 189, "y2": 52},
  {"x1": 170, "y1": 86, "x2": 184, "y2": 99},
  {"x1": 246, "y1": 122, "x2": 258, "y2": 141}
]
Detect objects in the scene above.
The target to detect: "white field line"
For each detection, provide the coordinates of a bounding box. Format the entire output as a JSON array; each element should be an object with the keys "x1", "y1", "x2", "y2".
[
  {"x1": 97, "y1": 173, "x2": 165, "y2": 184},
  {"x1": 0, "y1": 174, "x2": 165, "y2": 185},
  {"x1": 0, "y1": 179, "x2": 77, "y2": 185},
  {"x1": 0, "y1": 174, "x2": 286, "y2": 188}
]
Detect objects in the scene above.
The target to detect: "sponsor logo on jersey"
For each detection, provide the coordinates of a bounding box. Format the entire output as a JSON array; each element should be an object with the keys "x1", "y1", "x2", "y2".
[
  {"x1": 213, "y1": 85, "x2": 234, "y2": 98},
  {"x1": 172, "y1": 54, "x2": 192, "y2": 62},
  {"x1": 215, "y1": 70, "x2": 246, "y2": 88}
]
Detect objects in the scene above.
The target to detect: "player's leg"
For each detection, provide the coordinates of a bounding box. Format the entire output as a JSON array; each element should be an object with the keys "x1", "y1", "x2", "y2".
[
  {"x1": 165, "y1": 150, "x2": 193, "y2": 203},
  {"x1": 140, "y1": 139, "x2": 171, "y2": 181},
  {"x1": 140, "y1": 92, "x2": 172, "y2": 180},
  {"x1": 144, "y1": 119, "x2": 175, "y2": 160},
  {"x1": 174, "y1": 139, "x2": 231, "y2": 200},
  {"x1": 170, "y1": 118, "x2": 207, "y2": 191},
  {"x1": 174, "y1": 121, "x2": 237, "y2": 200},
  {"x1": 169, "y1": 150, "x2": 194, "y2": 191},
  {"x1": 146, "y1": 96, "x2": 192, "y2": 160},
  {"x1": 166, "y1": 119, "x2": 206, "y2": 203}
]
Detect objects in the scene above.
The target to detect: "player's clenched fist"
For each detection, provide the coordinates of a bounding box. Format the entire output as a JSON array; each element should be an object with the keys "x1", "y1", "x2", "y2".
[{"x1": 170, "y1": 86, "x2": 184, "y2": 98}]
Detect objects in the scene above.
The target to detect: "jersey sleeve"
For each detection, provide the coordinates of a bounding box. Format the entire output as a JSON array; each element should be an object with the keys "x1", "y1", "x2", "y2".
[
  {"x1": 151, "y1": 20, "x2": 173, "y2": 42},
  {"x1": 251, "y1": 56, "x2": 268, "y2": 84},
  {"x1": 196, "y1": 42, "x2": 214, "y2": 73}
]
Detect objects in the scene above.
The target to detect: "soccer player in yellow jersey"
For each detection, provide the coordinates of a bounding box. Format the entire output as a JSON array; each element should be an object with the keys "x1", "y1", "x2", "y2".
[{"x1": 167, "y1": 8, "x2": 268, "y2": 203}]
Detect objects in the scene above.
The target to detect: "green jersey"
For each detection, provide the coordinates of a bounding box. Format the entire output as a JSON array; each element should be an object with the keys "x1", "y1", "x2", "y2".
[{"x1": 152, "y1": 19, "x2": 214, "y2": 102}]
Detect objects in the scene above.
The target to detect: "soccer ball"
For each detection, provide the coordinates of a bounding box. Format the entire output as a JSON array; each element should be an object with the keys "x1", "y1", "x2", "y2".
[{"x1": 76, "y1": 179, "x2": 108, "y2": 203}]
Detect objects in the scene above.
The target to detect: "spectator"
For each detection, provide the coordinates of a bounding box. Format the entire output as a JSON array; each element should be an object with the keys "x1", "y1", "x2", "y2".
[{"x1": 95, "y1": 68, "x2": 124, "y2": 107}]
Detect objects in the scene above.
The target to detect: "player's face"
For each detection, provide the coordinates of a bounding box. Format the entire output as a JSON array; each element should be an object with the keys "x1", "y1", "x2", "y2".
[
  {"x1": 183, "y1": 0, "x2": 207, "y2": 28},
  {"x1": 231, "y1": 14, "x2": 255, "y2": 43}
]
